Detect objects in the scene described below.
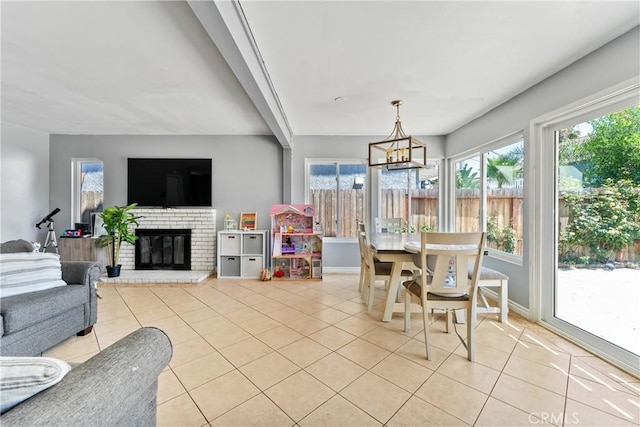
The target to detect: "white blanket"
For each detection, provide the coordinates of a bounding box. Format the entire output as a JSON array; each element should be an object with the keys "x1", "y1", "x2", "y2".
[{"x1": 0, "y1": 252, "x2": 66, "y2": 298}]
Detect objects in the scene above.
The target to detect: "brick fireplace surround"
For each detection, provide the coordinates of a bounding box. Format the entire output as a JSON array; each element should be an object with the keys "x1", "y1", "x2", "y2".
[{"x1": 117, "y1": 208, "x2": 216, "y2": 272}]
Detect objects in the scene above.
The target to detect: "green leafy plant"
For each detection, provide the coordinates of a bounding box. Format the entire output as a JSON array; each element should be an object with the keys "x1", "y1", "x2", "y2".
[
  {"x1": 563, "y1": 179, "x2": 640, "y2": 262},
  {"x1": 578, "y1": 107, "x2": 640, "y2": 187},
  {"x1": 398, "y1": 223, "x2": 437, "y2": 233},
  {"x1": 487, "y1": 217, "x2": 517, "y2": 254},
  {"x1": 456, "y1": 163, "x2": 480, "y2": 189},
  {"x1": 487, "y1": 146, "x2": 523, "y2": 189},
  {"x1": 97, "y1": 203, "x2": 142, "y2": 267}
]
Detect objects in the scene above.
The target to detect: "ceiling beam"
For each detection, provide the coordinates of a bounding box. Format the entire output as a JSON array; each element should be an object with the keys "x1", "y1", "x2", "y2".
[{"x1": 187, "y1": 0, "x2": 293, "y2": 148}]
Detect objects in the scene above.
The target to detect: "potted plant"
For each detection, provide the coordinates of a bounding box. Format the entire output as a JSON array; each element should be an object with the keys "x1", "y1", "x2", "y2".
[{"x1": 97, "y1": 203, "x2": 141, "y2": 277}]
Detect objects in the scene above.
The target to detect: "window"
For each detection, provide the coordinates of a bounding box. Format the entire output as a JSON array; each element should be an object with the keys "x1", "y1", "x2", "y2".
[
  {"x1": 72, "y1": 159, "x2": 103, "y2": 229},
  {"x1": 307, "y1": 160, "x2": 366, "y2": 238},
  {"x1": 454, "y1": 134, "x2": 524, "y2": 258},
  {"x1": 378, "y1": 162, "x2": 440, "y2": 231}
]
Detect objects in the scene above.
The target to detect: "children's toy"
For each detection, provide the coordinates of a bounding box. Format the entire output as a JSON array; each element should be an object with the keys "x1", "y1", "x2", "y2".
[
  {"x1": 260, "y1": 269, "x2": 272, "y2": 281},
  {"x1": 270, "y1": 204, "x2": 322, "y2": 280}
]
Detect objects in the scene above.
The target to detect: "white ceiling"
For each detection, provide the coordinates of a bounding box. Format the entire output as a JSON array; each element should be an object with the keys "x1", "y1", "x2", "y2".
[{"x1": 1, "y1": 1, "x2": 638, "y2": 138}]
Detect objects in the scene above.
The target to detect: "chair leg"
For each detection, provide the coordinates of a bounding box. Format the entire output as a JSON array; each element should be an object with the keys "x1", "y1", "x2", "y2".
[
  {"x1": 366, "y1": 277, "x2": 378, "y2": 314},
  {"x1": 466, "y1": 308, "x2": 475, "y2": 362},
  {"x1": 422, "y1": 305, "x2": 431, "y2": 360},
  {"x1": 404, "y1": 291, "x2": 412, "y2": 333},
  {"x1": 358, "y1": 261, "x2": 365, "y2": 293},
  {"x1": 499, "y1": 281, "x2": 509, "y2": 323},
  {"x1": 361, "y1": 269, "x2": 368, "y2": 303}
]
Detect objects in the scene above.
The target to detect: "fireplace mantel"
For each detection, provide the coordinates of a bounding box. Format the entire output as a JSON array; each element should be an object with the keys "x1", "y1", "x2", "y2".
[{"x1": 118, "y1": 208, "x2": 216, "y2": 271}]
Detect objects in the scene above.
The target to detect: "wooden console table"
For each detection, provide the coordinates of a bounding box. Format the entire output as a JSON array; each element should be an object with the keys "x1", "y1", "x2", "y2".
[{"x1": 59, "y1": 237, "x2": 109, "y2": 268}]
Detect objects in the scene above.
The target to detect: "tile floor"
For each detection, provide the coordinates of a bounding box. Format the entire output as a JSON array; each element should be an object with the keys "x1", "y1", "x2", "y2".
[{"x1": 45, "y1": 274, "x2": 640, "y2": 426}]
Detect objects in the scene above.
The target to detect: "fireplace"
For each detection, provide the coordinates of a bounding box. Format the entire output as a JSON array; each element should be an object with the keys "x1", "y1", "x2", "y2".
[{"x1": 135, "y1": 229, "x2": 191, "y2": 270}]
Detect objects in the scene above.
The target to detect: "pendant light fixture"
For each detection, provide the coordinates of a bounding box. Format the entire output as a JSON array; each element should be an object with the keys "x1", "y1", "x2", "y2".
[{"x1": 368, "y1": 100, "x2": 427, "y2": 170}]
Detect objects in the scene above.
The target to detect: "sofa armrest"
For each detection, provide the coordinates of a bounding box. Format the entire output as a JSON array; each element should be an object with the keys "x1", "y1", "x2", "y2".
[
  {"x1": 1, "y1": 327, "x2": 172, "y2": 426},
  {"x1": 61, "y1": 261, "x2": 102, "y2": 286}
]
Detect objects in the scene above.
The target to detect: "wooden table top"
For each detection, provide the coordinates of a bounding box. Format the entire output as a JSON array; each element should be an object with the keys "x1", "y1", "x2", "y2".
[{"x1": 368, "y1": 232, "x2": 420, "y2": 253}]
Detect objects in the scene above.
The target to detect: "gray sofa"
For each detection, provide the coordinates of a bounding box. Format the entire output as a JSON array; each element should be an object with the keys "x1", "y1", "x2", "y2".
[
  {"x1": 1, "y1": 327, "x2": 172, "y2": 426},
  {"x1": 0, "y1": 239, "x2": 102, "y2": 356}
]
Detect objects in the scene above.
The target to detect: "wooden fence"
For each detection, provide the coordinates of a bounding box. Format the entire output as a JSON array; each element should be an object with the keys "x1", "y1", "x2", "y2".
[
  {"x1": 309, "y1": 189, "x2": 365, "y2": 238},
  {"x1": 80, "y1": 191, "x2": 103, "y2": 225},
  {"x1": 311, "y1": 188, "x2": 638, "y2": 261}
]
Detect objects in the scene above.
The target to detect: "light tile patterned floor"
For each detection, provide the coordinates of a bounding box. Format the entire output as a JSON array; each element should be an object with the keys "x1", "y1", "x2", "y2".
[{"x1": 45, "y1": 274, "x2": 640, "y2": 426}]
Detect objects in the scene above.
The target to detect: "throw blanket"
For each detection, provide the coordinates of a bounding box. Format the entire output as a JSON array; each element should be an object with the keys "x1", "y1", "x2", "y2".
[
  {"x1": 0, "y1": 253, "x2": 66, "y2": 298},
  {"x1": 0, "y1": 356, "x2": 71, "y2": 413}
]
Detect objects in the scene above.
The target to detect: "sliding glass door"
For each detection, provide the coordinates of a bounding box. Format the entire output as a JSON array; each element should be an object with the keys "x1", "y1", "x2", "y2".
[
  {"x1": 536, "y1": 97, "x2": 640, "y2": 375},
  {"x1": 556, "y1": 107, "x2": 640, "y2": 355}
]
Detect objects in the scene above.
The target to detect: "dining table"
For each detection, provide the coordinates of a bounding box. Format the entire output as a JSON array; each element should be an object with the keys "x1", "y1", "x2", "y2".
[
  {"x1": 369, "y1": 232, "x2": 421, "y2": 322},
  {"x1": 370, "y1": 232, "x2": 507, "y2": 324}
]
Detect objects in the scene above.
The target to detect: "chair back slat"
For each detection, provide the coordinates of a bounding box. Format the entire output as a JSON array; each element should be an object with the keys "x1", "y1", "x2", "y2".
[
  {"x1": 374, "y1": 217, "x2": 402, "y2": 233},
  {"x1": 417, "y1": 232, "x2": 486, "y2": 298}
]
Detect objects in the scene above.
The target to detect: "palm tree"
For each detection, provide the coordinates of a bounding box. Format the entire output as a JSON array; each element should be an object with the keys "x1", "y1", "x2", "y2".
[
  {"x1": 487, "y1": 147, "x2": 523, "y2": 188},
  {"x1": 456, "y1": 163, "x2": 480, "y2": 189}
]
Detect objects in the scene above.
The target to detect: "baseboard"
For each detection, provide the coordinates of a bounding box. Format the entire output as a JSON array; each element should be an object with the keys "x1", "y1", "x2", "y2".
[
  {"x1": 479, "y1": 288, "x2": 530, "y2": 320},
  {"x1": 322, "y1": 267, "x2": 360, "y2": 274}
]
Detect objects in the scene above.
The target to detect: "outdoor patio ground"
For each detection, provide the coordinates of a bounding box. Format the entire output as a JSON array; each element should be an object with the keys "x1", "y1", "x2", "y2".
[{"x1": 557, "y1": 268, "x2": 640, "y2": 356}]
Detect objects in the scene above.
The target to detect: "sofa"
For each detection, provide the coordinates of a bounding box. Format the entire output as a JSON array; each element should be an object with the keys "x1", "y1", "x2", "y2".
[
  {"x1": 1, "y1": 327, "x2": 172, "y2": 426},
  {"x1": 0, "y1": 239, "x2": 102, "y2": 356}
]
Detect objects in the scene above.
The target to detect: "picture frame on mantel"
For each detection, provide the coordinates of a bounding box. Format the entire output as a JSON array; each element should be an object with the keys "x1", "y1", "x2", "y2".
[{"x1": 240, "y1": 212, "x2": 257, "y2": 230}]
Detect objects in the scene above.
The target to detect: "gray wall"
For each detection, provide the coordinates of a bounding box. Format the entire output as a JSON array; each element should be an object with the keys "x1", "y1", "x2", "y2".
[
  {"x1": 48, "y1": 135, "x2": 282, "y2": 236},
  {"x1": 0, "y1": 123, "x2": 51, "y2": 242},
  {"x1": 445, "y1": 26, "x2": 640, "y2": 309}
]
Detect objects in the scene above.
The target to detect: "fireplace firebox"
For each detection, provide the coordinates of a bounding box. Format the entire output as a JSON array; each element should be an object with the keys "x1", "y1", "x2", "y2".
[{"x1": 135, "y1": 229, "x2": 191, "y2": 270}]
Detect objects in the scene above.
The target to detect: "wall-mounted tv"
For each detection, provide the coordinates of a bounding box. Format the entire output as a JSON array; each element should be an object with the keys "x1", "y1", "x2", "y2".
[{"x1": 127, "y1": 158, "x2": 212, "y2": 207}]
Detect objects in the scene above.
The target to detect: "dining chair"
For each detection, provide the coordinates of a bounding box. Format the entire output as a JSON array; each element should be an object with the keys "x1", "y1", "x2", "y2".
[
  {"x1": 402, "y1": 231, "x2": 486, "y2": 361},
  {"x1": 358, "y1": 229, "x2": 413, "y2": 313},
  {"x1": 374, "y1": 217, "x2": 402, "y2": 233},
  {"x1": 356, "y1": 222, "x2": 367, "y2": 292}
]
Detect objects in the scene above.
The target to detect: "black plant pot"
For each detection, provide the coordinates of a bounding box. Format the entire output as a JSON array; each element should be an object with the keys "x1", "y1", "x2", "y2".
[{"x1": 106, "y1": 265, "x2": 122, "y2": 278}]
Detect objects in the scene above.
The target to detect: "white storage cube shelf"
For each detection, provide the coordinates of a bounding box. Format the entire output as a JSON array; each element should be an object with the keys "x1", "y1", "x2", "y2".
[{"x1": 217, "y1": 230, "x2": 268, "y2": 279}]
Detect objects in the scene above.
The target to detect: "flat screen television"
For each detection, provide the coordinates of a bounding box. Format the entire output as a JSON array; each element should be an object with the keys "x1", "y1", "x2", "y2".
[{"x1": 127, "y1": 158, "x2": 212, "y2": 207}]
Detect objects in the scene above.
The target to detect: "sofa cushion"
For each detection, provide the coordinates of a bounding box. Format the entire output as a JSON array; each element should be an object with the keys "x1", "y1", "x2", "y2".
[
  {"x1": 0, "y1": 240, "x2": 34, "y2": 254},
  {"x1": 0, "y1": 253, "x2": 66, "y2": 298},
  {"x1": 0, "y1": 285, "x2": 87, "y2": 335},
  {"x1": 0, "y1": 356, "x2": 71, "y2": 413}
]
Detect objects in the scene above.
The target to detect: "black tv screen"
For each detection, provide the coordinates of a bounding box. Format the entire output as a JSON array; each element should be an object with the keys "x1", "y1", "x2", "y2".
[{"x1": 127, "y1": 158, "x2": 212, "y2": 207}]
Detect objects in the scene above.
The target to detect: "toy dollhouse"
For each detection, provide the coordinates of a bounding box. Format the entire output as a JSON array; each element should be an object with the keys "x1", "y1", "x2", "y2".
[{"x1": 270, "y1": 204, "x2": 322, "y2": 280}]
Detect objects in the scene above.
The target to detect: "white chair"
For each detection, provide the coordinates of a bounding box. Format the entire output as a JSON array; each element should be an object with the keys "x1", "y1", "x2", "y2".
[
  {"x1": 402, "y1": 232, "x2": 486, "y2": 361},
  {"x1": 374, "y1": 217, "x2": 402, "y2": 233},
  {"x1": 358, "y1": 229, "x2": 412, "y2": 314},
  {"x1": 357, "y1": 222, "x2": 367, "y2": 292}
]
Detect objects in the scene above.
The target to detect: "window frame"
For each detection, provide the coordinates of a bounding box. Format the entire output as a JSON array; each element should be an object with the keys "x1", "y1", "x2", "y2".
[
  {"x1": 71, "y1": 157, "x2": 103, "y2": 228},
  {"x1": 449, "y1": 131, "x2": 525, "y2": 265},
  {"x1": 304, "y1": 158, "x2": 369, "y2": 240},
  {"x1": 373, "y1": 159, "x2": 443, "y2": 232}
]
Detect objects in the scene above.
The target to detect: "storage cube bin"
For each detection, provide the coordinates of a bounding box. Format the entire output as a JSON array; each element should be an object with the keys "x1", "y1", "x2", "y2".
[
  {"x1": 242, "y1": 256, "x2": 263, "y2": 278},
  {"x1": 220, "y1": 234, "x2": 241, "y2": 254},
  {"x1": 243, "y1": 234, "x2": 263, "y2": 254},
  {"x1": 220, "y1": 256, "x2": 240, "y2": 277}
]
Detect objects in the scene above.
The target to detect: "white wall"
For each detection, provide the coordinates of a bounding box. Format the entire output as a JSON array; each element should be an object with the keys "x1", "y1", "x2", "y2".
[
  {"x1": 445, "y1": 26, "x2": 640, "y2": 309},
  {"x1": 0, "y1": 123, "x2": 51, "y2": 242},
  {"x1": 48, "y1": 135, "x2": 282, "y2": 236}
]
